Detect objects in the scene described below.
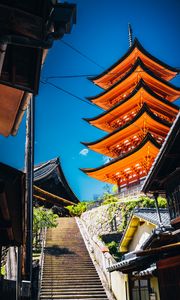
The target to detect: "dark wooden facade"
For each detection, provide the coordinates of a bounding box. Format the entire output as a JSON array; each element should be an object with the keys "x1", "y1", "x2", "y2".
[
  {"x1": 142, "y1": 112, "x2": 180, "y2": 300},
  {"x1": 0, "y1": 163, "x2": 24, "y2": 246}
]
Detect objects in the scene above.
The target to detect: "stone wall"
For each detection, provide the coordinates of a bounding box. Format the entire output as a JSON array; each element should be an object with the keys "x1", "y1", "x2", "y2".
[{"x1": 81, "y1": 203, "x2": 122, "y2": 238}]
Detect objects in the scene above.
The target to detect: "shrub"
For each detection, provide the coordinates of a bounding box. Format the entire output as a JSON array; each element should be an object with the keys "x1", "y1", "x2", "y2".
[
  {"x1": 33, "y1": 207, "x2": 58, "y2": 249},
  {"x1": 101, "y1": 192, "x2": 119, "y2": 205},
  {"x1": 66, "y1": 202, "x2": 88, "y2": 217},
  {"x1": 106, "y1": 241, "x2": 122, "y2": 260}
]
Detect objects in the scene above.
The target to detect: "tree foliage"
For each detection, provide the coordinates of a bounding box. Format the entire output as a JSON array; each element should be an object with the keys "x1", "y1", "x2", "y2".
[
  {"x1": 33, "y1": 207, "x2": 58, "y2": 249},
  {"x1": 66, "y1": 202, "x2": 88, "y2": 216},
  {"x1": 101, "y1": 192, "x2": 119, "y2": 205}
]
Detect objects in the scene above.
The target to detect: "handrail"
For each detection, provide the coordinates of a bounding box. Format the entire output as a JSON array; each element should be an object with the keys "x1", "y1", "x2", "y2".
[{"x1": 37, "y1": 227, "x2": 47, "y2": 300}]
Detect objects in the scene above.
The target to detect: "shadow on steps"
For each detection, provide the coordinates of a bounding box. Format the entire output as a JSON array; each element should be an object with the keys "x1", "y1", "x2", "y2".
[{"x1": 44, "y1": 245, "x2": 75, "y2": 256}]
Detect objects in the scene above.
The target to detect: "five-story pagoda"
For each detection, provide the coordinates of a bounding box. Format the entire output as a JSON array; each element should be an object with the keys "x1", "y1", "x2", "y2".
[{"x1": 81, "y1": 37, "x2": 180, "y2": 194}]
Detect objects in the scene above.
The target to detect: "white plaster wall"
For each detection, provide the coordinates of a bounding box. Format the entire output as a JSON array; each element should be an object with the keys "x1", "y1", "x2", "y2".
[{"x1": 129, "y1": 222, "x2": 155, "y2": 252}]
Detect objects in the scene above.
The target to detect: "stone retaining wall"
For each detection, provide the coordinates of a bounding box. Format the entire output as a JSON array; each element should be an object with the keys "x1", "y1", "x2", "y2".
[{"x1": 81, "y1": 203, "x2": 122, "y2": 238}]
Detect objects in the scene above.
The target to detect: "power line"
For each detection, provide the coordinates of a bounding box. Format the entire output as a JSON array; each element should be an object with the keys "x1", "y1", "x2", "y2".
[
  {"x1": 60, "y1": 40, "x2": 180, "y2": 75},
  {"x1": 43, "y1": 74, "x2": 94, "y2": 80},
  {"x1": 40, "y1": 80, "x2": 150, "y2": 131},
  {"x1": 43, "y1": 71, "x2": 180, "y2": 81},
  {"x1": 60, "y1": 40, "x2": 105, "y2": 70},
  {"x1": 40, "y1": 80, "x2": 178, "y2": 137},
  {"x1": 40, "y1": 80, "x2": 102, "y2": 110}
]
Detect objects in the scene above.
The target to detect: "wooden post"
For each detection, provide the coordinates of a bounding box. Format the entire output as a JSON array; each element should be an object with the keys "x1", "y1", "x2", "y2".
[
  {"x1": 153, "y1": 192, "x2": 163, "y2": 226},
  {"x1": 16, "y1": 246, "x2": 21, "y2": 300},
  {"x1": 23, "y1": 95, "x2": 35, "y2": 295}
]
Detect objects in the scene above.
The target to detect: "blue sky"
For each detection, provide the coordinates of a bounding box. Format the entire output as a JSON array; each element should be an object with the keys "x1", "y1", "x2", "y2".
[{"x1": 0, "y1": 0, "x2": 180, "y2": 201}]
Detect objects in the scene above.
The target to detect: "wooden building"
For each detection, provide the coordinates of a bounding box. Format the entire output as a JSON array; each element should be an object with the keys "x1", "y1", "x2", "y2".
[
  {"x1": 0, "y1": 1, "x2": 76, "y2": 298},
  {"x1": 81, "y1": 39, "x2": 180, "y2": 194},
  {"x1": 108, "y1": 208, "x2": 172, "y2": 300},
  {"x1": 141, "y1": 112, "x2": 180, "y2": 300},
  {"x1": 0, "y1": 0, "x2": 76, "y2": 137},
  {"x1": 34, "y1": 157, "x2": 79, "y2": 210}
]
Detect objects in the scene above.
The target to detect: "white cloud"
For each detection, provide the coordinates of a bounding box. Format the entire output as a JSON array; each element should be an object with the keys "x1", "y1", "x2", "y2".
[
  {"x1": 79, "y1": 148, "x2": 89, "y2": 156},
  {"x1": 102, "y1": 156, "x2": 111, "y2": 164}
]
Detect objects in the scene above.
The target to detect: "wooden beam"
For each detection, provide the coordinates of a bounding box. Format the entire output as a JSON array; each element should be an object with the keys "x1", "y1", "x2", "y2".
[
  {"x1": 0, "y1": 4, "x2": 43, "y2": 39},
  {"x1": 34, "y1": 185, "x2": 75, "y2": 206}
]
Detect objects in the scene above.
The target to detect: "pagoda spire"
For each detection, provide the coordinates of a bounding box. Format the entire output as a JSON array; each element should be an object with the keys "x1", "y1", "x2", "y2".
[{"x1": 128, "y1": 23, "x2": 133, "y2": 47}]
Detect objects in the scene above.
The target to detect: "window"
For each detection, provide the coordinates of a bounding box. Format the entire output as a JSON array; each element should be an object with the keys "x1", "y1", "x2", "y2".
[{"x1": 130, "y1": 278, "x2": 150, "y2": 300}]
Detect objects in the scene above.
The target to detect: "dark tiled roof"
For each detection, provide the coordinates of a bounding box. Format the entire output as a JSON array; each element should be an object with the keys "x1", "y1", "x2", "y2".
[
  {"x1": 34, "y1": 158, "x2": 58, "y2": 181},
  {"x1": 34, "y1": 157, "x2": 79, "y2": 204},
  {"x1": 133, "y1": 208, "x2": 170, "y2": 226}
]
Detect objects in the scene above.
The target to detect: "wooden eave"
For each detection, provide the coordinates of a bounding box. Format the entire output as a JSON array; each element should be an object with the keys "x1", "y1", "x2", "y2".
[
  {"x1": 82, "y1": 104, "x2": 170, "y2": 158},
  {"x1": 90, "y1": 38, "x2": 179, "y2": 89},
  {"x1": 87, "y1": 59, "x2": 180, "y2": 110},
  {"x1": 80, "y1": 134, "x2": 160, "y2": 185},
  {"x1": 0, "y1": 84, "x2": 25, "y2": 136},
  {"x1": 84, "y1": 81, "x2": 179, "y2": 132},
  {"x1": 34, "y1": 185, "x2": 75, "y2": 207}
]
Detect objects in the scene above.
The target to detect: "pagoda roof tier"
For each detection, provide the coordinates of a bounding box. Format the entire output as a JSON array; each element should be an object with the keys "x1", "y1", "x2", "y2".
[
  {"x1": 84, "y1": 80, "x2": 179, "y2": 132},
  {"x1": 80, "y1": 133, "x2": 160, "y2": 186},
  {"x1": 90, "y1": 38, "x2": 179, "y2": 89},
  {"x1": 82, "y1": 104, "x2": 170, "y2": 158},
  {"x1": 87, "y1": 59, "x2": 180, "y2": 110}
]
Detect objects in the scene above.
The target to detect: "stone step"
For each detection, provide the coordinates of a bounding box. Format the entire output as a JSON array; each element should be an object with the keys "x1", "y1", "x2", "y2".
[
  {"x1": 40, "y1": 218, "x2": 108, "y2": 300},
  {"x1": 40, "y1": 296, "x2": 108, "y2": 299},
  {"x1": 41, "y1": 280, "x2": 102, "y2": 284},
  {"x1": 40, "y1": 288, "x2": 104, "y2": 292},
  {"x1": 40, "y1": 298, "x2": 108, "y2": 300},
  {"x1": 41, "y1": 291, "x2": 107, "y2": 296}
]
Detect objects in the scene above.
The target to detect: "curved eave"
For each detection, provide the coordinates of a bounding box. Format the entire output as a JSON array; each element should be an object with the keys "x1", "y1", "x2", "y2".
[
  {"x1": 82, "y1": 103, "x2": 171, "y2": 148},
  {"x1": 80, "y1": 133, "x2": 161, "y2": 175},
  {"x1": 34, "y1": 158, "x2": 59, "y2": 181},
  {"x1": 84, "y1": 80, "x2": 179, "y2": 124},
  {"x1": 87, "y1": 58, "x2": 180, "y2": 103},
  {"x1": 34, "y1": 157, "x2": 79, "y2": 203},
  {"x1": 89, "y1": 38, "x2": 179, "y2": 83}
]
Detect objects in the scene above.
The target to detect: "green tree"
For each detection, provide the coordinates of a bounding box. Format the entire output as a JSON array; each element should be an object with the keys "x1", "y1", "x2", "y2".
[
  {"x1": 33, "y1": 207, "x2": 58, "y2": 249},
  {"x1": 66, "y1": 202, "x2": 88, "y2": 217}
]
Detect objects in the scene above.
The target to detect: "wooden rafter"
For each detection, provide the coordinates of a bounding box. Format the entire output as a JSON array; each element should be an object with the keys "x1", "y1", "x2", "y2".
[{"x1": 33, "y1": 185, "x2": 75, "y2": 206}]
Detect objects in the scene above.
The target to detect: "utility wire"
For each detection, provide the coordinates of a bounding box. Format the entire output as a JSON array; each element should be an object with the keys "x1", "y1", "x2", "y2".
[
  {"x1": 40, "y1": 80, "x2": 152, "y2": 133},
  {"x1": 41, "y1": 80, "x2": 175, "y2": 137},
  {"x1": 40, "y1": 80, "x2": 102, "y2": 110},
  {"x1": 60, "y1": 40, "x2": 180, "y2": 75},
  {"x1": 43, "y1": 68, "x2": 180, "y2": 82},
  {"x1": 60, "y1": 40, "x2": 105, "y2": 70}
]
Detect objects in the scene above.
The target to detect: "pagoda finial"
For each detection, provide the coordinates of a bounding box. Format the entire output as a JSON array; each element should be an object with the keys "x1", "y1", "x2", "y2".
[{"x1": 128, "y1": 23, "x2": 133, "y2": 48}]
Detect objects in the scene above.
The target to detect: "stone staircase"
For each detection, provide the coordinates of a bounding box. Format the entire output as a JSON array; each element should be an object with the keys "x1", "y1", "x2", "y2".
[{"x1": 39, "y1": 217, "x2": 109, "y2": 299}]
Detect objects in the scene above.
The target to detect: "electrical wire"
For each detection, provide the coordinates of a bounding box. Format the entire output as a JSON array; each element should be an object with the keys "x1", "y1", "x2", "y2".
[
  {"x1": 60, "y1": 39, "x2": 180, "y2": 75},
  {"x1": 40, "y1": 80, "x2": 102, "y2": 110},
  {"x1": 60, "y1": 40, "x2": 105, "y2": 70}
]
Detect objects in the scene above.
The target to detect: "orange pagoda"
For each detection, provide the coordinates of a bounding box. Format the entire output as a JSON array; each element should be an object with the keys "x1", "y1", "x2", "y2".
[{"x1": 81, "y1": 38, "x2": 180, "y2": 193}]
